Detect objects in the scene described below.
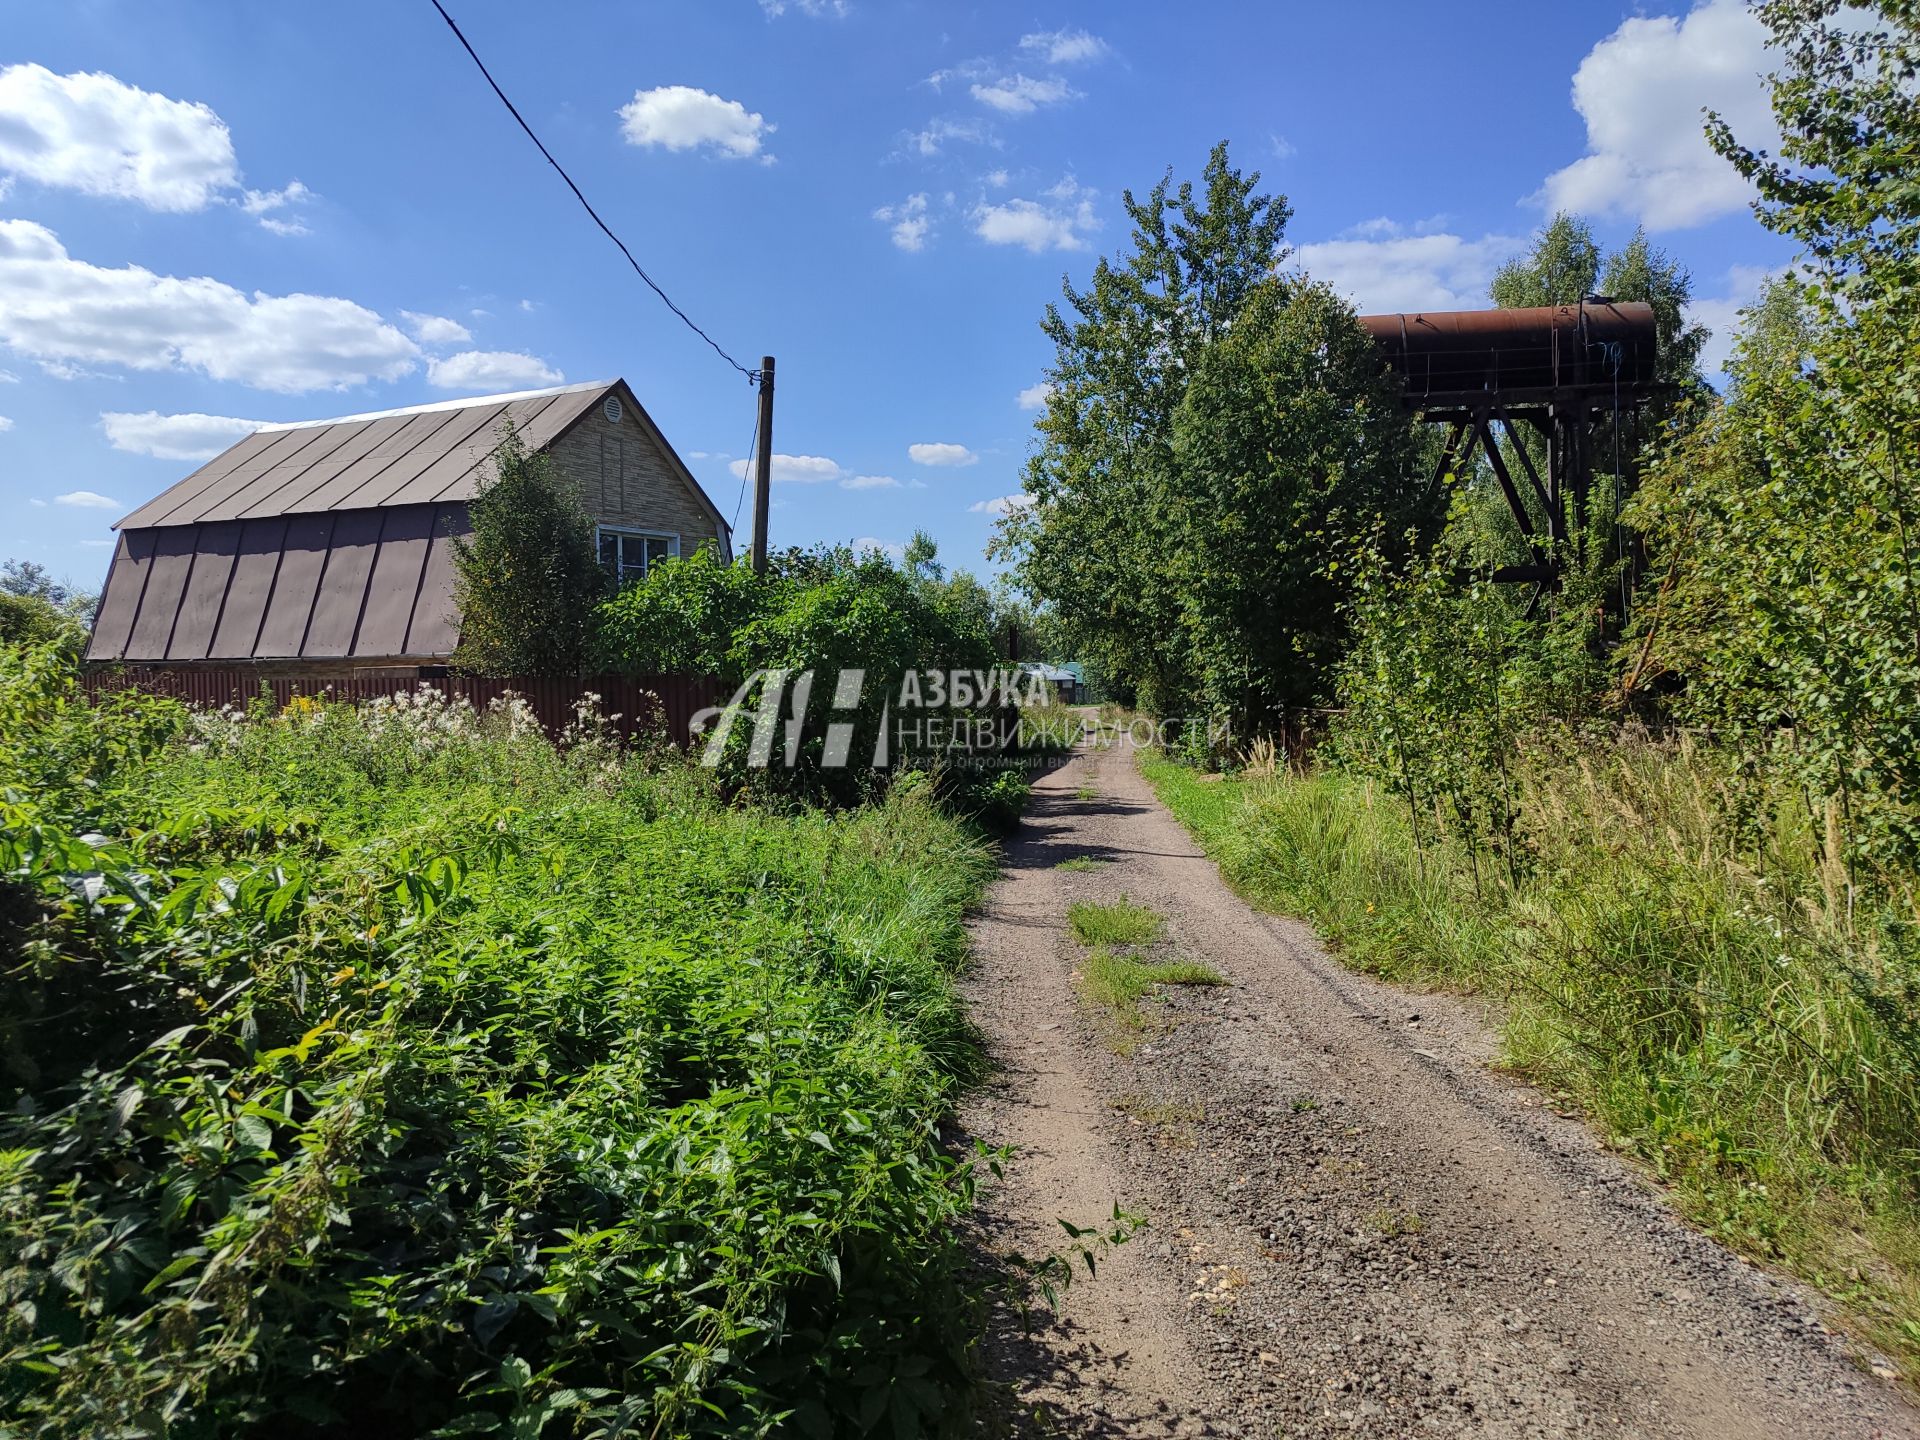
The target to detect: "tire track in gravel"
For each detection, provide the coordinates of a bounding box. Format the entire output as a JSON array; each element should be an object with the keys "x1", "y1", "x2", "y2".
[{"x1": 959, "y1": 737, "x2": 1920, "y2": 1438}]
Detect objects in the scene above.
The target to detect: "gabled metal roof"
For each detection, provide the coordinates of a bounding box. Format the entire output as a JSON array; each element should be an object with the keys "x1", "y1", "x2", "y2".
[
  {"x1": 86, "y1": 501, "x2": 471, "y2": 665},
  {"x1": 114, "y1": 381, "x2": 615, "y2": 530}
]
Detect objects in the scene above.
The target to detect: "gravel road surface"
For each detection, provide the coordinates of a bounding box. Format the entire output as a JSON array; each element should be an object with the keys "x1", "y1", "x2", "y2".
[{"x1": 960, "y1": 738, "x2": 1918, "y2": 1438}]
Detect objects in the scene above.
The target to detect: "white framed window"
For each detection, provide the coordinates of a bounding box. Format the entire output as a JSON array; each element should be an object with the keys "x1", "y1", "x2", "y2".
[{"x1": 597, "y1": 526, "x2": 679, "y2": 586}]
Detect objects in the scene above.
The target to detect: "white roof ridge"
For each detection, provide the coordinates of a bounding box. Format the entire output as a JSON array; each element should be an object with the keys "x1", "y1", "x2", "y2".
[{"x1": 253, "y1": 379, "x2": 615, "y2": 433}]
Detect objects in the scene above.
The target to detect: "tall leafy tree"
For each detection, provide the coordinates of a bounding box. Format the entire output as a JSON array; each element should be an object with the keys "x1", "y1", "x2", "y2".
[
  {"x1": 1635, "y1": 0, "x2": 1920, "y2": 891},
  {"x1": 999, "y1": 142, "x2": 1291, "y2": 714},
  {"x1": 451, "y1": 425, "x2": 608, "y2": 676},
  {"x1": 1171, "y1": 278, "x2": 1429, "y2": 721}
]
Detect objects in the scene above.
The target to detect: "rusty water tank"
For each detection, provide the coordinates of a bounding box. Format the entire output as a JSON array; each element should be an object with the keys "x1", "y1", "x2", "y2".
[{"x1": 1358, "y1": 300, "x2": 1658, "y2": 399}]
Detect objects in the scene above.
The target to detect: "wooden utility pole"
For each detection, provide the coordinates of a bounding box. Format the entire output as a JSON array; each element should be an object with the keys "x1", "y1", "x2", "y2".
[{"x1": 751, "y1": 355, "x2": 775, "y2": 574}]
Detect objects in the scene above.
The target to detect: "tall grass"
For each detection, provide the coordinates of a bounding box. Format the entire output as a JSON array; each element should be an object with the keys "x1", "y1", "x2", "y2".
[
  {"x1": 0, "y1": 657, "x2": 1000, "y2": 1437},
  {"x1": 1145, "y1": 740, "x2": 1920, "y2": 1370}
]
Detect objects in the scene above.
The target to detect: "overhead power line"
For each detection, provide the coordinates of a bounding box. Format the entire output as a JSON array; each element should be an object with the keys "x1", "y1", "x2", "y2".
[{"x1": 427, "y1": 0, "x2": 759, "y2": 383}]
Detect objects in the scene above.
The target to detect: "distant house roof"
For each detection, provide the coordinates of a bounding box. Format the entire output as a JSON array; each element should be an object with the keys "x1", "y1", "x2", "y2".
[
  {"x1": 112, "y1": 378, "x2": 727, "y2": 539},
  {"x1": 88, "y1": 378, "x2": 726, "y2": 667}
]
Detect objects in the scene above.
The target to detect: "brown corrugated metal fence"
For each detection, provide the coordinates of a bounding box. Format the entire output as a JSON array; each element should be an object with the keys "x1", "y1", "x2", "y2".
[{"x1": 81, "y1": 667, "x2": 725, "y2": 748}]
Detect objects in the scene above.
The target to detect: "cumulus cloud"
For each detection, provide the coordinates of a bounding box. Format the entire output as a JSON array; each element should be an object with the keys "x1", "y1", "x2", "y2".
[
  {"x1": 100, "y1": 410, "x2": 264, "y2": 461},
  {"x1": 0, "y1": 219, "x2": 419, "y2": 392},
  {"x1": 1535, "y1": 0, "x2": 1777, "y2": 230},
  {"x1": 974, "y1": 177, "x2": 1098, "y2": 253},
  {"x1": 619, "y1": 86, "x2": 774, "y2": 161},
  {"x1": 0, "y1": 63, "x2": 237, "y2": 211},
  {"x1": 1293, "y1": 230, "x2": 1520, "y2": 312},
  {"x1": 55, "y1": 489, "x2": 120, "y2": 509},
  {"x1": 909, "y1": 442, "x2": 977, "y2": 467},
  {"x1": 874, "y1": 192, "x2": 932, "y2": 252},
  {"x1": 1016, "y1": 381, "x2": 1053, "y2": 410},
  {"x1": 1018, "y1": 28, "x2": 1108, "y2": 65},
  {"x1": 425, "y1": 350, "x2": 564, "y2": 392},
  {"x1": 400, "y1": 310, "x2": 473, "y2": 346},
  {"x1": 841, "y1": 474, "x2": 900, "y2": 490},
  {"x1": 971, "y1": 74, "x2": 1077, "y2": 115},
  {"x1": 0, "y1": 64, "x2": 311, "y2": 231},
  {"x1": 851, "y1": 536, "x2": 905, "y2": 560},
  {"x1": 728, "y1": 453, "x2": 843, "y2": 483},
  {"x1": 0, "y1": 415, "x2": 11, "y2": 431},
  {"x1": 969, "y1": 494, "x2": 1032, "y2": 517}
]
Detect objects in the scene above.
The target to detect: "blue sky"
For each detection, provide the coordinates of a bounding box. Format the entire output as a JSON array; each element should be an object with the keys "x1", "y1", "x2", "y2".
[{"x1": 0, "y1": 0, "x2": 1790, "y2": 591}]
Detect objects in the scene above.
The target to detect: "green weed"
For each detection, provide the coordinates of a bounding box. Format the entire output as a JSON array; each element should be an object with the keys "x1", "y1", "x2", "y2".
[
  {"x1": 1076, "y1": 946, "x2": 1224, "y2": 1051},
  {"x1": 1055, "y1": 856, "x2": 1108, "y2": 872},
  {"x1": 1068, "y1": 897, "x2": 1164, "y2": 947},
  {"x1": 0, "y1": 652, "x2": 1004, "y2": 1437}
]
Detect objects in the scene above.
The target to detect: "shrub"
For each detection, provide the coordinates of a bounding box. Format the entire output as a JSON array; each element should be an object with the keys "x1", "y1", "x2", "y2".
[
  {"x1": 452, "y1": 425, "x2": 609, "y2": 676},
  {"x1": 0, "y1": 651, "x2": 999, "y2": 1436}
]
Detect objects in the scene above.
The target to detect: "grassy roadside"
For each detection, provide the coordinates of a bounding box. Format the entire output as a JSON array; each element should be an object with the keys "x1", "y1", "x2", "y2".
[
  {"x1": 1140, "y1": 748, "x2": 1920, "y2": 1378},
  {"x1": 0, "y1": 652, "x2": 1003, "y2": 1437}
]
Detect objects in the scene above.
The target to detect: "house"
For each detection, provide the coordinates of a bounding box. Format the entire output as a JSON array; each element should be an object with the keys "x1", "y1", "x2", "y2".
[{"x1": 85, "y1": 379, "x2": 730, "y2": 673}]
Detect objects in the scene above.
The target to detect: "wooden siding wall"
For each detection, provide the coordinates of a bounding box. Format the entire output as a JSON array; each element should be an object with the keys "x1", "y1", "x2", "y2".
[{"x1": 81, "y1": 668, "x2": 725, "y2": 748}]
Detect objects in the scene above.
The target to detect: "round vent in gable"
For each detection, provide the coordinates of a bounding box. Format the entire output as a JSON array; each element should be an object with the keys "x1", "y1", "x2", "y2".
[{"x1": 603, "y1": 394, "x2": 623, "y2": 424}]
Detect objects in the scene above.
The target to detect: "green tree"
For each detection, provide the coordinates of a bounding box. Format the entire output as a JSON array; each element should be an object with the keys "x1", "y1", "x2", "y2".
[
  {"x1": 451, "y1": 425, "x2": 608, "y2": 676},
  {"x1": 999, "y1": 141, "x2": 1292, "y2": 715},
  {"x1": 1170, "y1": 277, "x2": 1431, "y2": 722},
  {"x1": 1625, "y1": 0, "x2": 1920, "y2": 892},
  {"x1": 2, "y1": 559, "x2": 98, "y2": 624}
]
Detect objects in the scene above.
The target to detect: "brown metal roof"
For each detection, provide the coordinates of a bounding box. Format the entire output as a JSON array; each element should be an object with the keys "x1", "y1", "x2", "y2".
[
  {"x1": 86, "y1": 502, "x2": 470, "y2": 664},
  {"x1": 115, "y1": 381, "x2": 613, "y2": 530}
]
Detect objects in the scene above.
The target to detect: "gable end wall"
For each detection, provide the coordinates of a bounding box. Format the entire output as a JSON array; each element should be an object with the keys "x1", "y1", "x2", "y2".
[{"x1": 547, "y1": 402, "x2": 723, "y2": 557}]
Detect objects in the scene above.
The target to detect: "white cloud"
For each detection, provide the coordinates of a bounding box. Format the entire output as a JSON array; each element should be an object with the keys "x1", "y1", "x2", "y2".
[
  {"x1": 55, "y1": 489, "x2": 120, "y2": 509},
  {"x1": 728, "y1": 453, "x2": 843, "y2": 483},
  {"x1": 909, "y1": 442, "x2": 977, "y2": 467},
  {"x1": 1269, "y1": 133, "x2": 1297, "y2": 161},
  {"x1": 0, "y1": 220, "x2": 420, "y2": 392},
  {"x1": 425, "y1": 350, "x2": 564, "y2": 392},
  {"x1": 1687, "y1": 263, "x2": 1778, "y2": 376},
  {"x1": 0, "y1": 63, "x2": 237, "y2": 211},
  {"x1": 1293, "y1": 230, "x2": 1520, "y2": 312},
  {"x1": 974, "y1": 179, "x2": 1098, "y2": 253},
  {"x1": 851, "y1": 536, "x2": 905, "y2": 560},
  {"x1": 400, "y1": 310, "x2": 473, "y2": 346},
  {"x1": 841, "y1": 473, "x2": 900, "y2": 490},
  {"x1": 900, "y1": 117, "x2": 992, "y2": 157},
  {"x1": 1535, "y1": 0, "x2": 1777, "y2": 230},
  {"x1": 0, "y1": 369, "x2": 16, "y2": 382},
  {"x1": 1016, "y1": 382, "x2": 1053, "y2": 410},
  {"x1": 969, "y1": 494, "x2": 1032, "y2": 517},
  {"x1": 971, "y1": 74, "x2": 1077, "y2": 115},
  {"x1": 100, "y1": 410, "x2": 263, "y2": 461},
  {"x1": 0, "y1": 414, "x2": 11, "y2": 431},
  {"x1": 984, "y1": 168, "x2": 1009, "y2": 188},
  {"x1": 619, "y1": 86, "x2": 774, "y2": 161},
  {"x1": 1018, "y1": 28, "x2": 1108, "y2": 65},
  {"x1": 759, "y1": 0, "x2": 848, "y2": 15},
  {"x1": 873, "y1": 192, "x2": 932, "y2": 252},
  {"x1": 239, "y1": 179, "x2": 314, "y2": 235}
]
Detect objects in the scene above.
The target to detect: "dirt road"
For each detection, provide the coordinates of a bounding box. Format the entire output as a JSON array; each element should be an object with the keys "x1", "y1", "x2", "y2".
[{"x1": 961, "y1": 738, "x2": 1919, "y2": 1438}]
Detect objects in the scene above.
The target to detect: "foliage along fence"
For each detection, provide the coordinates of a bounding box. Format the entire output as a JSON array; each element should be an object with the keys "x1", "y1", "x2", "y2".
[{"x1": 79, "y1": 666, "x2": 724, "y2": 747}]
